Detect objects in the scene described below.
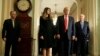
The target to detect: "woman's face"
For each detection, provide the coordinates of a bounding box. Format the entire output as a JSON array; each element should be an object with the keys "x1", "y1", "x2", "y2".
[{"x1": 47, "y1": 9, "x2": 51, "y2": 14}]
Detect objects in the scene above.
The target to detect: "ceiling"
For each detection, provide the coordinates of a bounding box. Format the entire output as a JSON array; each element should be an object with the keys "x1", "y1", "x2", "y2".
[{"x1": 40, "y1": 0, "x2": 76, "y2": 13}]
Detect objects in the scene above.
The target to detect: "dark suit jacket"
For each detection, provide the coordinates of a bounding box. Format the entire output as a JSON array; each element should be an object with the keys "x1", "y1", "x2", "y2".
[
  {"x1": 75, "y1": 21, "x2": 90, "y2": 40},
  {"x1": 56, "y1": 15, "x2": 75, "y2": 40},
  {"x1": 2, "y1": 19, "x2": 20, "y2": 40}
]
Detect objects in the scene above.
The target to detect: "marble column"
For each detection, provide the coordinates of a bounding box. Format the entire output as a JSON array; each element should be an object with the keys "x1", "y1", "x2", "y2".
[
  {"x1": 96, "y1": 0, "x2": 100, "y2": 55},
  {"x1": 87, "y1": 0, "x2": 98, "y2": 55},
  {"x1": 32, "y1": 0, "x2": 41, "y2": 56}
]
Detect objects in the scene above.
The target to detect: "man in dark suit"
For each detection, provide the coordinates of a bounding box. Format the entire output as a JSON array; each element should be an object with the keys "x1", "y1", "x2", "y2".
[
  {"x1": 75, "y1": 14, "x2": 90, "y2": 56},
  {"x1": 56, "y1": 7, "x2": 76, "y2": 56},
  {"x1": 2, "y1": 11, "x2": 21, "y2": 56}
]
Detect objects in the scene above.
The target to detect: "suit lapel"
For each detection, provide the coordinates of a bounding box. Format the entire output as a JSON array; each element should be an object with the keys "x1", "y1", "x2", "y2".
[
  {"x1": 14, "y1": 20, "x2": 16, "y2": 28},
  {"x1": 9, "y1": 19, "x2": 13, "y2": 28},
  {"x1": 62, "y1": 15, "x2": 64, "y2": 23},
  {"x1": 62, "y1": 15, "x2": 64, "y2": 27},
  {"x1": 83, "y1": 21, "x2": 86, "y2": 30},
  {"x1": 68, "y1": 16, "x2": 70, "y2": 29}
]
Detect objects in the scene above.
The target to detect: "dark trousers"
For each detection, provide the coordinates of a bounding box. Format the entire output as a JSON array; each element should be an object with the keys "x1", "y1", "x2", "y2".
[
  {"x1": 58, "y1": 31, "x2": 72, "y2": 56},
  {"x1": 52, "y1": 39, "x2": 58, "y2": 56},
  {"x1": 77, "y1": 39, "x2": 88, "y2": 56},
  {"x1": 5, "y1": 40, "x2": 18, "y2": 56},
  {"x1": 71, "y1": 40, "x2": 77, "y2": 54}
]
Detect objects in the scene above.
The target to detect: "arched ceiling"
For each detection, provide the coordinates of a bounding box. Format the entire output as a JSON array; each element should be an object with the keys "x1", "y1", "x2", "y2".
[{"x1": 40, "y1": 0, "x2": 76, "y2": 13}]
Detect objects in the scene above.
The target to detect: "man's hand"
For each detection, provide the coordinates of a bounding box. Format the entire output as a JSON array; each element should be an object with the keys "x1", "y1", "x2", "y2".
[
  {"x1": 72, "y1": 36, "x2": 77, "y2": 41},
  {"x1": 40, "y1": 36, "x2": 44, "y2": 40},
  {"x1": 87, "y1": 40, "x2": 89, "y2": 42},
  {"x1": 3, "y1": 38, "x2": 6, "y2": 41},
  {"x1": 54, "y1": 35, "x2": 56, "y2": 39},
  {"x1": 75, "y1": 37, "x2": 78, "y2": 41},
  {"x1": 18, "y1": 38, "x2": 21, "y2": 42},
  {"x1": 56, "y1": 34, "x2": 60, "y2": 39}
]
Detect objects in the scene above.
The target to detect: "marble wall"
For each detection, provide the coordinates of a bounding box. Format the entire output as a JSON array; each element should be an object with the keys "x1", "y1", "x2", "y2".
[
  {"x1": 0, "y1": 0, "x2": 3, "y2": 55},
  {"x1": 97, "y1": 0, "x2": 100, "y2": 55}
]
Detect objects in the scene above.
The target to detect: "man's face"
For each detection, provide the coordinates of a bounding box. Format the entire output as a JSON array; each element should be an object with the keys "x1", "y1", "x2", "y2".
[
  {"x1": 10, "y1": 11, "x2": 17, "y2": 19},
  {"x1": 63, "y1": 7, "x2": 70, "y2": 15},
  {"x1": 80, "y1": 14, "x2": 85, "y2": 21}
]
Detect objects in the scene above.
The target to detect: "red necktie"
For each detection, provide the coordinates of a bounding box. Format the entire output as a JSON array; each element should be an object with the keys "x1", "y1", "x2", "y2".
[{"x1": 64, "y1": 15, "x2": 68, "y2": 32}]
